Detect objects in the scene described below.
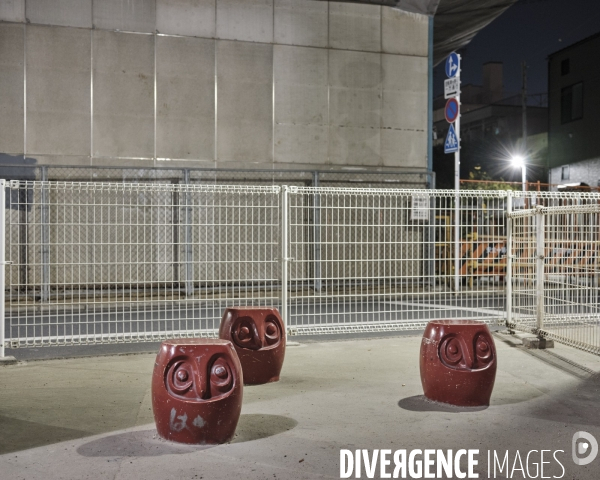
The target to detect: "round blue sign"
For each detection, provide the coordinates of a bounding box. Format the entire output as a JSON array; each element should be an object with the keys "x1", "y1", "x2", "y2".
[
  {"x1": 445, "y1": 52, "x2": 460, "y2": 78},
  {"x1": 445, "y1": 98, "x2": 459, "y2": 124}
]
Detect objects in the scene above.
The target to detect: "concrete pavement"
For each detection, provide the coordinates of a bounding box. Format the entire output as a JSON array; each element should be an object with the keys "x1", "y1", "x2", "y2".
[{"x1": 1, "y1": 332, "x2": 600, "y2": 479}]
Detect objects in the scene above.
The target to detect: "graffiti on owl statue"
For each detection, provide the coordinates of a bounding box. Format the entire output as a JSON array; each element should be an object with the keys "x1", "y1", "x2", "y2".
[
  {"x1": 219, "y1": 307, "x2": 286, "y2": 385},
  {"x1": 419, "y1": 320, "x2": 497, "y2": 407},
  {"x1": 151, "y1": 339, "x2": 243, "y2": 444}
]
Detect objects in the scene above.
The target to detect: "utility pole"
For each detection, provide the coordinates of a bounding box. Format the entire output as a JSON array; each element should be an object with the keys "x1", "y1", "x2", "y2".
[{"x1": 521, "y1": 61, "x2": 528, "y2": 190}]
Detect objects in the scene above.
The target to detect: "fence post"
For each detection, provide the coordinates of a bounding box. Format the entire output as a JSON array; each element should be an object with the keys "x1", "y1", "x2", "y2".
[
  {"x1": 312, "y1": 172, "x2": 321, "y2": 292},
  {"x1": 454, "y1": 191, "x2": 460, "y2": 292},
  {"x1": 280, "y1": 185, "x2": 289, "y2": 331},
  {"x1": 0, "y1": 180, "x2": 6, "y2": 357},
  {"x1": 535, "y1": 207, "x2": 545, "y2": 332},
  {"x1": 183, "y1": 170, "x2": 194, "y2": 296},
  {"x1": 41, "y1": 166, "x2": 50, "y2": 302},
  {"x1": 506, "y1": 192, "x2": 513, "y2": 328}
]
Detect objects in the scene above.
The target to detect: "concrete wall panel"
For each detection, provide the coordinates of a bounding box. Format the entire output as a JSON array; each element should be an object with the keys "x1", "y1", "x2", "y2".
[
  {"x1": 156, "y1": 36, "x2": 215, "y2": 160},
  {"x1": 329, "y1": 2, "x2": 381, "y2": 52},
  {"x1": 93, "y1": 31, "x2": 154, "y2": 158},
  {"x1": 381, "y1": 129, "x2": 426, "y2": 168},
  {"x1": 274, "y1": 0, "x2": 327, "y2": 48},
  {"x1": 329, "y1": 50, "x2": 381, "y2": 128},
  {"x1": 0, "y1": 0, "x2": 24, "y2": 22},
  {"x1": 94, "y1": 0, "x2": 156, "y2": 33},
  {"x1": 274, "y1": 124, "x2": 328, "y2": 164},
  {"x1": 0, "y1": 24, "x2": 24, "y2": 155},
  {"x1": 26, "y1": 0, "x2": 92, "y2": 28},
  {"x1": 217, "y1": 40, "x2": 273, "y2": 163},
  {"x1": 26, "y1": 26, "x2": 90, "y2": 156},
  {"x1": 217, "y1": 0, "x2": 273, "y2": 43},
  {"x1": 274, "y1": 45, "x2": 327, "y2": 126},
  {"x1": 382, "y1": 54, "x2": 427, "y2": 131},
  {"x1": 329, "y1": 126, "x2": 380, "y2": 166},
  {"x1": 156, "y1": 0, "x2": 215, "y2": 38},
  {"x1": 382, "y1": 7, "x2": 428, "y2": 57}
]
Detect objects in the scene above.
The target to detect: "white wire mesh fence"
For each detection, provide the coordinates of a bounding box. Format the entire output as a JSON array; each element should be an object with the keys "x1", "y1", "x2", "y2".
[
  {"x1": 508, "y1": 191, "x2": 600, "y2": 354},
  {"x1": 1, "y1": 180, "x2": 599, "y2": 355},
  {"x1": 3, "y1": 181, "x2": 281, "y2": 347},
  {"x1": 285, "y1": 187, "x2": 508, "y2": 334}
]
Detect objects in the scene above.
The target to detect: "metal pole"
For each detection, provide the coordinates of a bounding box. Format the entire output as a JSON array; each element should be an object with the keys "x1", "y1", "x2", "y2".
[
  {"x1": 183, "y1": 170, "x2": 194, "y2": 296},
  {"x1": 41, "y1": 166, "x2": 50, "y2": 302},
  {"x1": 312, "y1": 172, "x2": 321, "y2": 292},
  {"x1": 506, "y1": 192, "x2": 513, "y2": 328},
  {"x1": 536, "y1": 208, "x2": 545, "y2": 332},
  {"x1": 454, "y1": 88, "x2": 461, "y2": 293},
  {"x1": 280, "y1": 186, "x2": 289, "y2": 331},
  {"x1": 0, "y1": 180, "x2": 6, "y2": 357},
  {"x1": 522, "y1": 62, "x2": 528, "y2": 194}
]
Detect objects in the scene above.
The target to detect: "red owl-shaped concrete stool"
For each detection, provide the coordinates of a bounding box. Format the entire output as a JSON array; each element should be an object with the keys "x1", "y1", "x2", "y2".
[
  {"x1": 151, "y1": 339, "x2": 243, "y2": 444},
  {"x1": 420, "y1": 320, "x2": 497, "y2": 407},
  {"x1": 219, "y1": 307, "x2": 286, "y2": 385}
]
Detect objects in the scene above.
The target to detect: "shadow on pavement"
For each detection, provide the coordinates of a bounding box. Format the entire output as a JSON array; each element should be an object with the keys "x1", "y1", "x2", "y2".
[
  {"x1": 0, "y1": 416, "x2": 89, "y2": 455},
  {"x1": 76, "y1": 414, "x2": 298, "y2": 457},
  {"x1": 398, "y1": 395, "x2": 488, "y2": 412}
]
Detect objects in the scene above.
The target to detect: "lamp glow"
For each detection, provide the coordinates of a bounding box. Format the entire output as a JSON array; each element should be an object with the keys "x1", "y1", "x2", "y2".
[
  {"x1": 511, "y1": 155, "x2": 524, "y2": 168},
  {"x1": 510, "y1": 154, "x2": 527, "y2": 192}
]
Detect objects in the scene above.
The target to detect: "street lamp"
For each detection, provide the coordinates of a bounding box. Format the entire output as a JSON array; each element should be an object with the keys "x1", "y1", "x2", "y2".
[{"x1": 511, "y1": 154, "x2": 526, "y2": 192}]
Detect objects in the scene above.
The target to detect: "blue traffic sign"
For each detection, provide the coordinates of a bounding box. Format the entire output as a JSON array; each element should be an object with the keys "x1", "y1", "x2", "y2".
[
  {"x1": 444, "y1": 124, "x2": 459, "y2": 154},
  {"x1": 445, "y1": 52, "x2": 460, "y2": 78},
  {"x1": 444, "y1": 98, "x2": 459, "y2": 124}
]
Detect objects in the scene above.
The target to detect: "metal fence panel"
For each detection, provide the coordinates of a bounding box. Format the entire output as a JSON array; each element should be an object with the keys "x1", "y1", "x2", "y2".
[
  {"x1": 286, "y1": 187, "x2": 509, "y2": 334},
  {"x1": 509, "y1": 191, "x2": 600, "y2": 354},
  {"x1": 3, "y1": 181, "x2": 281, "y2": 347},
  {"x1": 2, "y1": 180, "x2": 600, "y2": 355}
]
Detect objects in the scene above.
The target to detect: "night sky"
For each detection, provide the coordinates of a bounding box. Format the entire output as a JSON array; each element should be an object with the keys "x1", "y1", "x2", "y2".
[{"x1": 434, "y1": 0, "x2": 600, "y2": 97}]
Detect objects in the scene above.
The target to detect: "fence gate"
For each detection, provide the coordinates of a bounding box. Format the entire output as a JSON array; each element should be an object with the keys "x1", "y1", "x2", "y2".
[{"x1": 508, "y1": 193, "x2": 600, "y2": 354}]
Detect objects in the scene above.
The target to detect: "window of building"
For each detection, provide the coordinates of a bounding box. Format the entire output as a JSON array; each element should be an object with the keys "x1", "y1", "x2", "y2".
[
  {"x1": 561, "y1": 166, "x2": 570, "y2": 181},
  {"x1": 561, "y1": 58, "x2": 570, "y2": 76},
  {"x1": 561, "y1": 82, "x2": 583, "y2": 124}
]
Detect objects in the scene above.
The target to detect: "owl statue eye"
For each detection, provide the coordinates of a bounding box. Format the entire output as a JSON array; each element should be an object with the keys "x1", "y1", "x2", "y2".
[
  {"x1": 474, "y1": 334, "x2": 494, "y2": 365},
  {"x1": 209, "y1": 357, "x2": 234, "y2": 396},
  {"x1": 166, "y1": 360, "x2": 194, "y2": 395},
  {"x1": 439, "y1": 336, "x2": 466, "y2": 368},
  {"x1": 264, "y1": 317, "x2": 281, "y2": 346},
  {"x1": 232, "y1": 318, "x2": 261, "y2": 350}
]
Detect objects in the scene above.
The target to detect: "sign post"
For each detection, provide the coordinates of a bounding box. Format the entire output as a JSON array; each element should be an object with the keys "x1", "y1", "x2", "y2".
[{"x1": 444, "y1": 52, "x2": 461, "y2": 293}]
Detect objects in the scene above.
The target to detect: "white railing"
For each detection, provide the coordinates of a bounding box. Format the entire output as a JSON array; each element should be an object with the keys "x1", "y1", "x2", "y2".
[
  {"x1": 509, "y1": 193, "x2": 600, "y2": 354},
  {"x1": 2, "y1": 181, "x2": 281, "y2": 347},
  {"x1": 285, "y1": 187, "x2": 508, "y2": 334},
  {"x1": 1, "y1": 181, "x2": 599, "y2": 355}
]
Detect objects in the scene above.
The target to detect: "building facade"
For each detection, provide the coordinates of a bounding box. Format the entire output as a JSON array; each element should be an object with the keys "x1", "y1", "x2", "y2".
[
  {"x1": 0, "y1": 0, "x2": 432, "y2": 181},
  {"x1": 547, "y1": 32, "x2": 600, "y2": 189}
]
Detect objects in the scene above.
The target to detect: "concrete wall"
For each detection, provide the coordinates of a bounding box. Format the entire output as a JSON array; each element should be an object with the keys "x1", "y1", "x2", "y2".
[{"x1": 0, "y1": 0, "x2": 430, "y2": 172}]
